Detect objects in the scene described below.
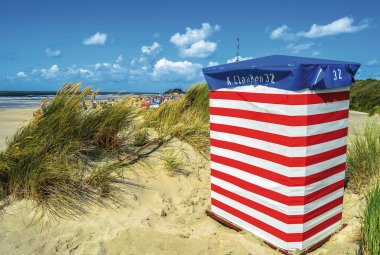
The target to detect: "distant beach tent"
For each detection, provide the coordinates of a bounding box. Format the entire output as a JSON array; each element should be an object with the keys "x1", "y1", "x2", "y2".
[
  {"x1": 150, "y1": 102, "x2": 160, "y2": 108},
  {"x1": 202, "y1": 55, "x2": 360, "y2": 253}
]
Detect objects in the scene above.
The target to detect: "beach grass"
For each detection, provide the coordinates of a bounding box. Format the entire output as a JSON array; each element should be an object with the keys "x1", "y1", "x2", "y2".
[
  {"x1": 346, "y1": 120, "x2": 380, "y2": 193},
  {"x1": 360, "y1": 182, "x2": 380, "y2": 255},
  {"x1": 161, "y1": 150, "x2": 184, "y2": 175},
  {"x1": 0, "y1": 83, "x2": 135, "y2": 218},
  {"x1": 131, "y1": 128, "x2": 149, "y2": 147},
  {"x1": 347, "y1": 120, "x2": 380, "y2": 255},
  {"x1": 144, "y1": 83, "x2": 209, "y2": 157}
]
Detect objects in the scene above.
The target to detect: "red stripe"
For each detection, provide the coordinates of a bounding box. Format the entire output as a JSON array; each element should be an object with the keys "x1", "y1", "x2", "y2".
[
  {"x1": 211, "y1": 138, "x2": 347, "y2": 167},
  {"x1": 211, "y1": 184, "x2": 343, "y2": 224},
  {"x1": 212, "y1": 199, "x2": 342, "y2": 242},
  {"x1": 212, "y1": 169, "x2": 345, "y2": 205},
  {"x1": 211, "y1": 154, "x2": 346, "y2": 186},
  {"x1": 210, "y1": 107, "x2": 348, "y2": 126},
  {"x1": 209, "y1": 90, "x2": 349, "y2": 105},
  {"x1": 210, "y1": 123, "x2": 348, "y2": 147}
]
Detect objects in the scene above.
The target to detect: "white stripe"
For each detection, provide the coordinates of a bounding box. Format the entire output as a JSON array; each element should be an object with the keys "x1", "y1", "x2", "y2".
[
  {"x1": 211, "y1": 130, "x2": 347, "y2": 157},
  {"x1": 211, "y1": 205, "x2": 301, "y2": 250},
  {"x1": 210, "y1": 99, "x2": 349, "y2": 116},
  {"x1": 216, "y1": 85, "x2": 350, "y2": 94},
  {"x1": 211, "y1": 205, "x2": 342, "y2": 251},
  {"x1": 211, "y1": 176, "x2": 344, "y2": 215},
  {"x1": 302, "y1": 220, "x2": 342, "y2": 250},
  {"x1": 211, "y1": 146, "x2": 347, "y2": 177},
  {"x1": 210, "y1": 115, "x2": 348, "y2": 137},
  {"x1": 314, "y1": 68, "x2": 323, "y2": 85},
  {"x1": 211, "y1": 161, "x2": 345, "y2": 196},
  {"x1": 212, "y1": 191, "x2": 343, "y2": 234}
]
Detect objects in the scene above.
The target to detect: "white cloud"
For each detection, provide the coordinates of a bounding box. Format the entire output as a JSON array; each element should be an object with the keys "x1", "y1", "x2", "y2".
[
  {"x1": 286, "y1": 43, "x2": 314, "y2": 54},
  {"x1": 180, "y1": 40, "x2": 217, "y2": 58},
  {"x1": 312, "y1": 50, "x2": 321, "y2": 56},
  {"x1": 50, "y1": 64, "x2": 59, "y2": 73},
  {"x1": 16, "y1": 71, "x2": 26, "y2": 78},
  {"x1": 32, "y1": 64, "x2": 60, "y2": 79},
  {"x1": 30, "y1": 59, "x2": 128, "y2": 82},
  {"x1": 170, "y1": 23, "x2": 220, "y2": 58},
  {"x1": 94, "y1": 63, "x2": 109, "y2": 70},
  {"x1": 170, "y1": 23, "x2": 219, "y2": 47},
  {"x1": 208, "y1": 61, "x2": 219, "y2": 67},
  {"x1": 270, "y1": 25, "x2": 295, "y2": 41},
  {"x1": 227, "y1": 56, "x2": 253, "y2": 63},
  {"x1": 367, "y1": 59, "x2": 379, "y2": 66},
  {"x1": 45, "y1": 48, "x2": 61, "y2": 57},
  {"x1": 152, "y1": 58, "x2": 202, "y2": 81},
  {"x1": 298, "y1": 17, "x2": 370, "y2": 38},
  {"x1": 141, "y1": 42, "x2": 162, "y2": 55},
  {"x1": 270, "y1": 17, "x2": 370, "y2": 41},
  {"x1": 116, "y1": 54, "x2": 123, "y2": 64},
  {"x1": 83, "y1": 32, "x2": 107, "y2": 45}
]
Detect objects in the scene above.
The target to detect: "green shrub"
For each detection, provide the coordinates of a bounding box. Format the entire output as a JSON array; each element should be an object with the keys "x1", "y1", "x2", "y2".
[
  {"x1": 369, "y1": 105, "x2": 380, "y2": 117},
  {"x1": 350, "y1": 79, "x2": 380, "y2": 113}
]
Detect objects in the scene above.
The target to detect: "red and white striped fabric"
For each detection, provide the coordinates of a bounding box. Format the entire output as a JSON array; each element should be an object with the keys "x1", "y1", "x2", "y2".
[{"x1": 209, "y1": 85, "x2": 349, "y2": 251}]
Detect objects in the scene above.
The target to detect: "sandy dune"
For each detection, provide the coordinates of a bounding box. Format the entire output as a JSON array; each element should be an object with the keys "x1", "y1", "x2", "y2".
[
  {"x1": 0, "y1": 108, "x2": 377, "y2": 255},
  {"x1": 0, "y1": 108, "x2": 36, "y2": 151}
]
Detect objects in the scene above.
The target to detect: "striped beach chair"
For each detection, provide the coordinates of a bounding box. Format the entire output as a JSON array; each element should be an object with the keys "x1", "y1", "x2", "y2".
[{"x1": 202, "y1": 55, "x2": 360, "y2": 253}]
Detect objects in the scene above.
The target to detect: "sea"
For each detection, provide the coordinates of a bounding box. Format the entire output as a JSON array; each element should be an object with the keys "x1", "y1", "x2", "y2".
[{"x1": 0, "y1": 91, "x2": 157, "y2": 109}]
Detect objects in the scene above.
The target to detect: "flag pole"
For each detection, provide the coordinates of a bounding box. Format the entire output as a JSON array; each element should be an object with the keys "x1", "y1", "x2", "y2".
[{"x1": 236, "y1": 38, "x2": 240, "y2": 62}]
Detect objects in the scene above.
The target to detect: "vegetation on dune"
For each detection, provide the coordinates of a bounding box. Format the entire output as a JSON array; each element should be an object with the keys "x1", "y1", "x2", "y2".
[
  {"x1": 144, "y1": 83, "x2": 209, "y2": 157},
  {"x1": 0, "y1": 82, "x2": 207, "y2": 218},
  {"x1": 131, "y1": 128, "x2": 149, "y2": 147},
  {"x1": 350, "y1": 79, "x2": 380, "y2": 115},
  {"x1": 346, "y1": 120, "x2": 380, "y2": 255},
  {"x1": 161, "y1": 150, "x2": 185, "y2": 175},
  {"x1": 360, "y1": 182, "x2": 380, "y2": 255},
  {"x1": 346, "y1": 121, "x2": 380, "y2": 193},
  {"x1": 0, "y1": 83, "x2": 135, "y2": 218}
]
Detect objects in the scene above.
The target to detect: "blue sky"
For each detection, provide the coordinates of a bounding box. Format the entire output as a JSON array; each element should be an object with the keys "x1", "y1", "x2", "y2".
[{"x1": 0, "y1": 0, "x2": 379, "y2": 92}]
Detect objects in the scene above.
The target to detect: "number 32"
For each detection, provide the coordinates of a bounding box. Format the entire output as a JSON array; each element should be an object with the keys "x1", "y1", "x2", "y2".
[{"x1": 333, "y1": 69, "x2": 343, "y2": 80}]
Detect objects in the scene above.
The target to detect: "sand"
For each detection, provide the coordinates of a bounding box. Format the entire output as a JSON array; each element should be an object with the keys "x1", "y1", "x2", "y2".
[
  {"x1": 0, "y1": 108, "x2": 37, "y2": 151},
  {"x1": 0, "y1": 108, "x2": 377, "y2": 255}
]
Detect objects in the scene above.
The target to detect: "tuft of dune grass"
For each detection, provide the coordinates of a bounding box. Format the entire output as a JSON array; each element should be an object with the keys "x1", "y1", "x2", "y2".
[
  {"x1": 346, "y1": 120, "x2": 380, "y2": 193},
  {"x1": 144, "y1": 83, "x2": 209, "y2": 157},
  {"x1": 360, "y1": 182, "x2": 380, "y2": 255},
  {"x1": 347, "y1": 120, "x2": 380, "y2": 255},
  {"x1": 0, "y1": 83, "x2": 135, "y2": 218},
  {"x1": 161, "y1": 150, "x2": 184, "y2": 175}
]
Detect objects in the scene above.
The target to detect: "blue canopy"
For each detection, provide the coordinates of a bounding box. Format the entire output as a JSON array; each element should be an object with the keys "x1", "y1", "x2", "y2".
[{"x1": 202, "y1": 55, "x2": 360, "y2": 91}]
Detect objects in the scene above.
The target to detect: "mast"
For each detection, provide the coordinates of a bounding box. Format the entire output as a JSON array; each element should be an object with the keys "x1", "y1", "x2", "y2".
[{"x1": 236, "y1": 38, "x2": 240, "y2": 62}]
